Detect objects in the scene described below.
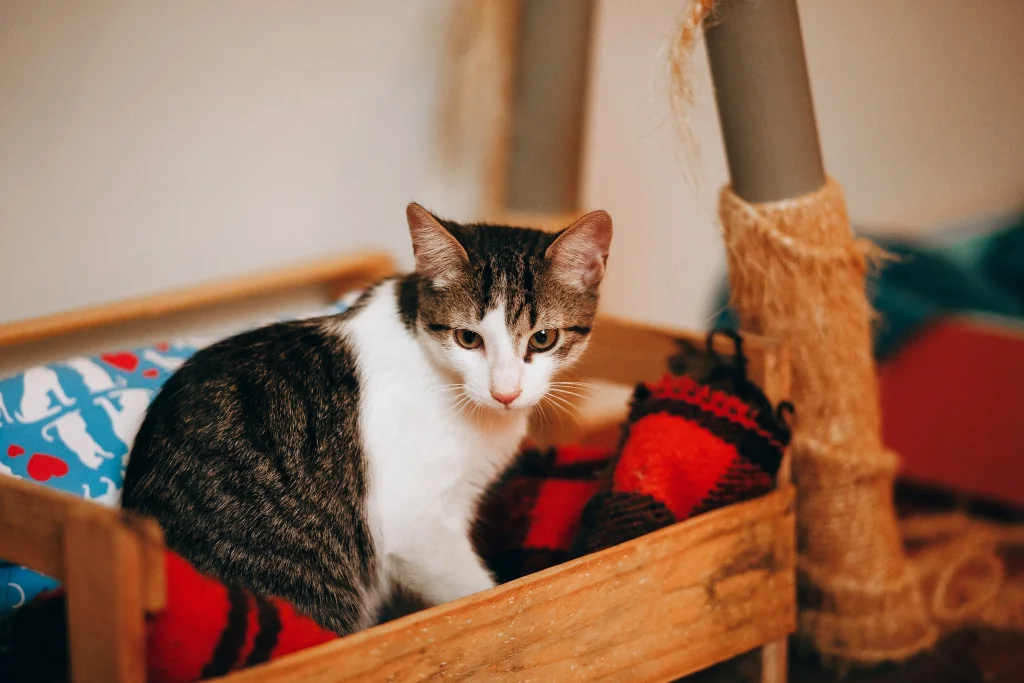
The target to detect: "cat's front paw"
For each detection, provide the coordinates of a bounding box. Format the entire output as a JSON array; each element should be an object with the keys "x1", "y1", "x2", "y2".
[
  {"x1": 461, "y1": 566, "x2": 497, "y2": 596},
  {"x1": 440, "y1": 562, "x2": 496, "y2": 604},
  {"x1": 420, "y1": 560, "x2": 496, "y2": 606}
]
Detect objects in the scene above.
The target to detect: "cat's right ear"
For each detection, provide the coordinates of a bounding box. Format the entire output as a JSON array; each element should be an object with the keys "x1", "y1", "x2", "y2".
[{"x1": 407, "y1": 203, "x2": 469, "y2": 286}]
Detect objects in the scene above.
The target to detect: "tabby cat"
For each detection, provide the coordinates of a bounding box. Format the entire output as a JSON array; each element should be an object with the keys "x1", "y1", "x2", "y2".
[{"x1": 121, "y1": 203, "x2": 613, "y2": 634}]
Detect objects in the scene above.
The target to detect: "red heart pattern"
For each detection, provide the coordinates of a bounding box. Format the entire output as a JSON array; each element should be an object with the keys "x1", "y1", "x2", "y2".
[
  {"x1": 27, "y1": 453, "x2": 69, "y2": 482},
  {"x1": 143, "y1": 368, "x2": 160, "y2": 379},
  {"x1": 6, "y1": 444, "x2": 25, "y2": 457},
  {"x1": 100, "y1": 352, "x2": 139, "y2": 373}
]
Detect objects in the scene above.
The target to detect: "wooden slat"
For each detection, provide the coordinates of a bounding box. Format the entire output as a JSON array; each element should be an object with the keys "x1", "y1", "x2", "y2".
[
  {"x1": 215, "y1": 487, "x2": 796, "y2": 683},
  {"x1": 0, "y1": 476, "x2": 67, "y2": 580},
  {"x1": 0, "y1": 475, "x2": 165, "y2": 611},
  {"x1": 760, "y1": 637, "x2": 788, "y2": 683},
  {"x1": 0, "y1": 251, "x2": 397, "y2": 349},
  {"x1": 65, "y1": 507, "x2": 147, "y2": 683},
  {"x1": 576, "y1": 315, "x2": 786, "y2": 394},
  {"x1": 123, "y1": 513, "x2": 168, "y2": 611}
]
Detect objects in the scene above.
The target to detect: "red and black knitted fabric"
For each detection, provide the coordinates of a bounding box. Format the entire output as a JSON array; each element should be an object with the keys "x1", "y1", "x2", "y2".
[
  {"x1": 476, "y1": 328, "x2": 793, "y2": 576},
  {"x1": 472, "y1": 442, "x2": 613, "y2": 583},
  {"x1": 572, "y1": 372, "x2": 790, "y2": 555},
  {"x1": 0, "y1": 550, "x2": 337, "y2": 683},
  {"x1": 573, "y1": 330, "x2": 791, "y2": 555},
  {"x1": 145, "y1": 551, "x2": 336, "y2": 682}
]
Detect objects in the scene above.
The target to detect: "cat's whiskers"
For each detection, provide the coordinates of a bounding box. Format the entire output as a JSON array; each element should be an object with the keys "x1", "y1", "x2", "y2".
[
  {"x1": 436, "y1": 383, "x2": 469, "y2": 406},
  {"x1": 539, "y1": 394, "x2": 566, "y2": 432},
  {"x1": 549, "y1": 382, "x2": 595, "y2": 395},
  {"x1": 545, "y1": 391, "x2": 581, "y2": 413},
  {"x1": 547, "y1": 387, "x2": 592, "y2": 412},
  {"x1": 540, "y1": 392, "x2": 586, "y2": 433},
  {"x1": 467, "y1": 399, "x2": 484, "y2": 424},
  {"x1": 532, "y1": 398, "x2": 551, "y2": 434},
  {"x1": 452, "y1": 393, "x2": 474, "y2": 420},
  {"x1": 548, "y1": 387, "x2": 591, "y2": 402}
]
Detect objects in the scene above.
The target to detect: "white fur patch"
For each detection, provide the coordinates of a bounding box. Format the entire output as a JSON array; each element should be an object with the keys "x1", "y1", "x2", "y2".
[
  {"x1": 479, "y1": 304, "x2": 522, "y2": 404},
  {"x1": 339, "y1": 282, "x2": 529, "y2": 613}
]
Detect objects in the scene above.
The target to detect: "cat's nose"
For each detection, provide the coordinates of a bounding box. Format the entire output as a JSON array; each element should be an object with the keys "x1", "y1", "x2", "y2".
[{"x1": 490, "y1": 388, "x2": 521, "y2": 406}]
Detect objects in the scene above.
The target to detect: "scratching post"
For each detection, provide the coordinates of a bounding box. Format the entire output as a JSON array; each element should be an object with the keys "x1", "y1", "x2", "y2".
[{"x1": 674, "y1": 0, "x2": 938, "y2": 664}]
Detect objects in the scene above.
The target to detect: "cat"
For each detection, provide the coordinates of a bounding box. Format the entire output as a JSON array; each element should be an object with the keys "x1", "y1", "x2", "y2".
[
  {"x1": 121, "y1": 203, "x2": 612, "y2": 636},
  {"x1": 13, "y1": 367, "x2": 76, "y2": 423},
  {"x1": 142, "y1": 349, "x2": 187, "y2": 372},
  {"x1": 41, "y1": 409, "x2": 115, "y2": 470},
  {"x1": 0, "y1": 390, "x2": 11, "y2": 425},
  {"x1": 82, "y1": 476, "x2": 121, "y2": 507},
  {"x1": 61, "y1": 357, "x2": 125, "y2": 394},
  {"x1": 93, "y1": 388, "x2": 154, "y2": 448}
]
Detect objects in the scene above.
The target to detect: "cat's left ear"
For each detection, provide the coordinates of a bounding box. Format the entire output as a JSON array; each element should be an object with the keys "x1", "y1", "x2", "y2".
[
  {"x1": 546, "y1": 210, "x2": 613, "y2": 290},
  {"x1": 407, "y1": 202, "x2": 469, "y2": 286}
]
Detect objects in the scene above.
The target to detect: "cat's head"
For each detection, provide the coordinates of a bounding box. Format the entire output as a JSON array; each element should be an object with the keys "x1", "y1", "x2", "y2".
[{"x1": 406, "y1": 203, "x2": 612, "y2": 414}]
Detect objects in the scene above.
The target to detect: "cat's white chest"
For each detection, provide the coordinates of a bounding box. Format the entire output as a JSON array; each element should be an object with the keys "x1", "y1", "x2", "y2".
[{"x1": 341, "y1": 282, "x2": 527, "y2": 603}]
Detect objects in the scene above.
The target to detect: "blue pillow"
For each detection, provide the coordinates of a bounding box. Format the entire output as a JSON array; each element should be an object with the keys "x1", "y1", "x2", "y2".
[{"x1": 0, "y1": 294, "x2": 358, "y2": 616}]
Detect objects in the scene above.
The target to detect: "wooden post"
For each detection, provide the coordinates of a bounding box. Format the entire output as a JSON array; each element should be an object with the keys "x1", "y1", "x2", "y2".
[
  {"x1": 506, "y1": 0, "x2": 596, "y2": 214},
  {"x1": 0, "y1": 476, "x2": 166, "y2": 683}
]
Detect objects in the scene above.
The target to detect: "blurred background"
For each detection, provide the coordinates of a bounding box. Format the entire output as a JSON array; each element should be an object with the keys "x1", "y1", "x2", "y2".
[
  {"x1": 2, "y1": 1, "x2": 1023, "y2": 502},
  {"x1": 2, "y1": 0, "x2": 1021, "y2": 327}
]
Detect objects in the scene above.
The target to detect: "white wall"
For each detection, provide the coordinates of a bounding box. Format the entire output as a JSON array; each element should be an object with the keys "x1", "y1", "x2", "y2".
[
  {"x1": 582, "y1": 0, "x2": 1024, "y2": 329},
  {"x1": 0, "y1": 0, "x2": 478, "y2": 324},
  {"x1": 2, "y1": 0, "x2": 1023, "y2": 332}
]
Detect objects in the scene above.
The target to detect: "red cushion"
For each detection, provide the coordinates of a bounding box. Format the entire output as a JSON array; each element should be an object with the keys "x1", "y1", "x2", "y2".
[{"x1": 880, "y1": 317, "x2": 1024, "y2": 506}]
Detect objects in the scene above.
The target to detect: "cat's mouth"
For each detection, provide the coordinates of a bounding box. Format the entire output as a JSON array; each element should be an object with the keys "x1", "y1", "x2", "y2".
[
  {"x1": 486, "y1": 398, "x2": 532, "y2": 413},
  {"x1": 450, "y1": 389, "x2": 535, "y2": 416},
  {"x1": 482, "y1": 394, "x2": 537, "y2": 414}
]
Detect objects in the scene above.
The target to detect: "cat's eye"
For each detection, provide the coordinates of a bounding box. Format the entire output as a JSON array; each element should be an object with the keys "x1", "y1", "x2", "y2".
[
  {"x1": 454, "y1": 329, "x2": 483, "y2": 350},
  {"x1": 528, "y1": 329, "x2": 558, "y2": 352}
]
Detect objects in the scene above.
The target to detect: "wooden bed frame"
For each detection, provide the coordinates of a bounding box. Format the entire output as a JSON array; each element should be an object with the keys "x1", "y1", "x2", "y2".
[{"x1": 0, "y1": 251, "x2": 794, "y2": 683}]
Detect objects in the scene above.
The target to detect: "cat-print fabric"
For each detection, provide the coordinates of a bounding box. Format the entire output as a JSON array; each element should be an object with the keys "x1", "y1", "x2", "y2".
[{"x1": 0, "y1": 295, "x2": 359, "y2": 617}]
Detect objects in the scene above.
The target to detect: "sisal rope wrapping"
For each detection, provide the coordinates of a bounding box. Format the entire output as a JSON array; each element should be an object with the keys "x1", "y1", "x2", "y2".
[
  {"x1": 718, "y1": 178, "x2": 939, "y2": 663},
  {"x1": 902, "y1": 513, "x2": 1024, "y2": 632}
]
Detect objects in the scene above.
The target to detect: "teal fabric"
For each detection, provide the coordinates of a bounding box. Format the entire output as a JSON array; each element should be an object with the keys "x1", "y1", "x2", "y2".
[
  {"x1": 980, "y1": 218, "x2": 1024, "y2": 306},
  {"x1": 711, "y1": 216, "x2": 1024, "y2": 361}
]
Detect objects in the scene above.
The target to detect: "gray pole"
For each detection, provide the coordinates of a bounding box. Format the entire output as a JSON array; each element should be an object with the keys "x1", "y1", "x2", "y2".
[{"x1": 704, "y1": 0, "x2": 825, "y2": 203}]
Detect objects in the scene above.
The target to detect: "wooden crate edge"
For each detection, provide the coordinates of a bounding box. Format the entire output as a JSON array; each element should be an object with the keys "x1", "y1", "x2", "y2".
[
  {"x1": 214, "y1": 486, "x2": 796, "y2": 683},
  {"x1": 0, "y1": 251, "x2": 399, "y2": 349}
]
